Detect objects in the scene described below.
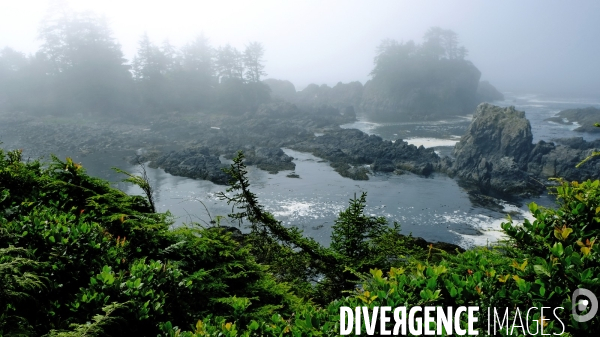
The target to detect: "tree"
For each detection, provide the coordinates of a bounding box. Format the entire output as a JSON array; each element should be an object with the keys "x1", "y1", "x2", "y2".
[
  {"x1": 215, "y1": 44, "x2": 240, "y2": 81},
  {"x1": 181, "y1": 34, "x2": 213, "y2": 77},
  {"x1": 330, "y1": 193, "x2": 388, "y2": 264},
  {"x1": 422, "y1": 26, "x2": 467, "y2": 60},
  {"x1": 0, "y1": 47, "x2": 29, "y2": 109},
  {"x1": 37, "y1": 4, "x2": 133, "y2": 115},
  {"x1": 132, "y1": 33, "x2": 164, "y2": 82},
  {"x1": 243, "y1": 42, "x2": 266, "y2": 82}
]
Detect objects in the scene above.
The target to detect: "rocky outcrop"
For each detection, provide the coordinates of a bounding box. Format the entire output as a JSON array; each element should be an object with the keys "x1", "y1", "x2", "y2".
[
  {"x1": 526, "y1": 140, "x2": 600, "y2": 183},
  {"x1": 291, "y1": 128, "x2": 440, "y2": 177},
  {"x1": 451, "y1": 104, "x2": 534, "y2": 194},
  {"x1": 545, "y1": 107, "x2": 600, "y2": 133},
  {"x1": 360, "y1": 59, "x2": 482, "y2": 122},
  {"x1": 262, "y1": 79, "x2": 297, "y2": 102},
  {"x1": 450, "y1": 103, "x2": 600, "y2": 195},
  {"x1": 244, "y1": 147, "x2": 295, "y2": 173},
  {"x1": 476, "y1": 81, "x2": 504, "y2": 102},
  {"x1": 150, "y1": 147, "x2": 229, "y2": 184}
]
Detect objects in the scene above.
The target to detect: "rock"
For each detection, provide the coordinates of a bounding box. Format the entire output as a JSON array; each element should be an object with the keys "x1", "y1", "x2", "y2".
[
  {"x1": 451, "y1": 103, "x2": 600, "y2": 195},
  {"x1": 292, "y1": 128, "x2": 441, "y2": 179},
  {"x1": 262, "y1": 78, "x2": 297, "y2": 102},
  {"x1": 151, "y1": 147, "x2": 229, "y2": 184},
  {"x1": 294, "y1": 81, "x2": 364, "y2": 111},
  {"x1": 527, "y1": 143, "x2": 600, "y2": 183},
  {"x1": 244, "y1": 147, "x2": 295, "y2": 173},
  {"x1": 451, "y1": 104, "x2": 537, "y2": 194},
  {"x1": 545, "y1": 107, "x2": 600, "y2": 133},
  {"x1": 476, "y1": 81, "x2": 504, "y2": 102},
  {"x1": 410, "y1": 236, "x2": 465, "y2": 254},
  {"x1": 330, "y1": 162, "x2": 369, "y2": 180},
  {"x1": 372, "y1": 158, "x2": 395, "y2": 172},
  {"x1": 360, "y1": 59, "x2": 482, "y2": 122}
]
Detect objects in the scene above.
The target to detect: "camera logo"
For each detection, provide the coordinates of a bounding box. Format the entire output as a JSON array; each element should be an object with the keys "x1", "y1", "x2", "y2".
[{"x1": 572, "y1": 288, "x2": 598, "y2": 323}]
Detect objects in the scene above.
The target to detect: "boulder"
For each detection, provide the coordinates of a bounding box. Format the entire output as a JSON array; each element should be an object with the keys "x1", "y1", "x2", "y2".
[
  {"x1": 244, "y1": 147, "x2": 295, "y2": 173},
  {"x1": 451, "y1": 103, "x2": 600, "y2": 195},
  {"x1": 151, "y1": 147, "x2": 229, "y2": 184},
  {"x1": 451, "y1": 104, "x2": 537, "y2": 194}
]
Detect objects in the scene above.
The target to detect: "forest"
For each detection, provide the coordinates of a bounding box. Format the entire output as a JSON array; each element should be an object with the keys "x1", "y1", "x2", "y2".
[{"x1": 0, "y1": 8, "x2": 270, "y2": 117}]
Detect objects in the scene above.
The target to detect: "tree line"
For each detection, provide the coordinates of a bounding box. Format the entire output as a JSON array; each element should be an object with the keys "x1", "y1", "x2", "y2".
[{"x1": 0, "y1": 7, "x2": 270, "y2": 118}]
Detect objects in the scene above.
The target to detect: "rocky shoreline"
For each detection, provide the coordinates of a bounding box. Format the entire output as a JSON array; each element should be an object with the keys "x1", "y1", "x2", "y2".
[
  {"x1": 448, "y1": 104, "x2": 600, "y2": 195},
  {"x1": 544, "y1": 106, "x2": 600, "y2": 133},
  {"x1": 2, "y1": 102, "x2": 600, "y2": 198}
]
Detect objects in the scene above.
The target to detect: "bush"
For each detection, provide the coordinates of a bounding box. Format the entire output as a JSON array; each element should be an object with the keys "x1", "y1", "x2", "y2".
[{"x1": 1, "y1": 148, "x2": 598, "y2": 336}]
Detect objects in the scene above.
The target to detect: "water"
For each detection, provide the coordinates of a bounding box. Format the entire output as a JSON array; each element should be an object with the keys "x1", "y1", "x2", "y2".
[
  {"x1": 119, "y1": 148, "x2": 544, "y2": 248},
  {"x1": 3, "y1": 93, "x2": 599, "y2": 248},
  {"x1": 130, "y1": 90, "x2": 600, "y2": 249},
  {"x1": 342, "y1": 93, "x2": 600, "y2": 159},
  {"x1": 494, "y1": 93, "x2": 600, "y2": 142}
]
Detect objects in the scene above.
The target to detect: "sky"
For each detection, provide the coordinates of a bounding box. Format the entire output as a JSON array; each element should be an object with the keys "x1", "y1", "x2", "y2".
[{"x1": 1, "y1": 0, "x2": 599, "y2": 96}]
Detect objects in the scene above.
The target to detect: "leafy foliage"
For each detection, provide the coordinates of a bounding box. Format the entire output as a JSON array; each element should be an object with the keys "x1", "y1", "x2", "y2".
[{"x1": 1, "y1": 147, "x2": 598, "y2": 335}]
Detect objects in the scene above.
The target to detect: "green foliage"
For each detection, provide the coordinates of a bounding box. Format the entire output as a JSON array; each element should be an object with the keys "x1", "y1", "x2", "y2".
[
  {"x1": 0, "y1": 148, "x2": 299, "y2": 336},
  {"x1": 330, "y1": 192, "x2": 388, "y2": 263},
  {"x1": 2, "y1": 147, "x2": 599, "y2": 336}
]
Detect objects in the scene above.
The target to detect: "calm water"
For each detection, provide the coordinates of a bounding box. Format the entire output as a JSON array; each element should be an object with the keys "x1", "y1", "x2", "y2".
[{"x1": 3, "y1": 93, "x2": 599, "y2": 248}]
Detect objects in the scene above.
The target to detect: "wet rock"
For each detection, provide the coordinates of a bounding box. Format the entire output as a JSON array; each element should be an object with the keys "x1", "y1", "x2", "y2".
[
  {"x1": 372, "y1": 158, "x2": 395, "y2": 172},
  {"x1": 545, "y1": 107, "x2": 600, "y2": 133},
  {"x1": 451, "y1": 103, "x2": 600, "y2": 195},
  {"x1": 151, "y1": 147, "x2": 229, "y2": 185},
  {"x1": 244, "y1": 147, "x2": 295, "y2": 173},
  {"x1": 292, "y1": 128, "x2": 441, "y2": 179}
]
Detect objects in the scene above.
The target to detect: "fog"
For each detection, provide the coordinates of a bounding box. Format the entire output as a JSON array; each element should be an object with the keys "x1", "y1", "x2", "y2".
[{"x1": 1, "y1": 0, "x2": 599, "y2": 96}]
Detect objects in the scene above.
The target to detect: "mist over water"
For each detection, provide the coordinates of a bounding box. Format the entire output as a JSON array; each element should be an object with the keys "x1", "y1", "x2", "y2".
[
  {"x1": 1, "y1": 1, "x2": 599, "y2": 249},
  {"x1": 117, "y1": 90, "x2": 600, "y2": 249}
]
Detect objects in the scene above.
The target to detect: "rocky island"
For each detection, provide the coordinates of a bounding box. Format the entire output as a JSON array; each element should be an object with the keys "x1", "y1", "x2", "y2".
[
  {"x1": 545, "y1": 106, "x2": 600, "y2": 133},
  {"x1": 449, "y1": 104, "x2": 600, "y2": 195}
]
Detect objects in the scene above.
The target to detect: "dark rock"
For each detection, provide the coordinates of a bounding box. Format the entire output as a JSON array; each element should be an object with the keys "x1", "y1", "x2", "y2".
[
  {"x1": 151, "y1": 147, "x2": 229, "y2": 184},
  {"x1": 294, "y1": 81, "x2": 363, "y2": 110},
  {"x1": 410, "y1": 236, "x2": 465, "y2": 254},
  {"x1": 292, "y1": 128, "x2": 441, "y2": 179},
  {"x1": 372, "y1": 158, "x2": 395, "y2": 172},
  {"x1": 552, "y1": 137, "x2": 600, "y2": 150},
  {"x1": 244, "y1": 147, "x2": 295, "y2": 173},
  {"x1": 451, "y1": 103, "x2": 600, "y2": 195},
  {"x1": 545, "y1": 107, "x2": 600, "y2": 133},
  {"x1": 477, "y1": 81, "x2": 504, "y2": 102},
  {"x1": 330, "y1": 162, "x2": 369, "y2": 180},
  {"x1": 451, "y1": 104, "x2": 537, "y2": 194}
]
